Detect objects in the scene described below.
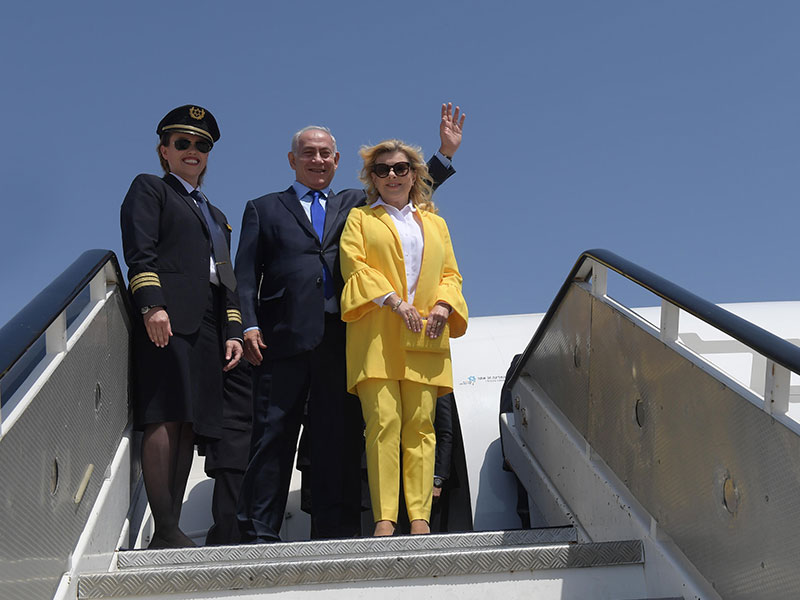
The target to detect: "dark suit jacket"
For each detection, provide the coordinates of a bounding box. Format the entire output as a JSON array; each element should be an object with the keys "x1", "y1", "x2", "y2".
[
  {"x1": 120, "y1": 173, "x2": 242, "y2": 340},
  {"x1": 235, "y1": 156, "x2": 455, "y2": 360}
]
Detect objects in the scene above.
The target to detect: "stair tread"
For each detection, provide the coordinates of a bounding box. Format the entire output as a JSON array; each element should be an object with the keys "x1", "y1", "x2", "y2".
[
  {"x1": 79, "y1": 537, "x2": 643, "y2": 599},
  {"x1": 117, "y1": 527, "x2": 577, "y2": 570}
]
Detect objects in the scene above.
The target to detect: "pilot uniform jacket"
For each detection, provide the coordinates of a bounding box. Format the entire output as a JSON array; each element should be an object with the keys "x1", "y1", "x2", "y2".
[
  {"x1": 234, "y1": 157, "x2": 455, "y2": 360},
  {"x1": 339, "y1": 204, "x2": 468, "y2": 396},
  {"x1": 121, "y1": 173, "x2": 243, "y2": 439},
  {"x1": 120, "y1": 173, "x2": 242, "y2": 340}
]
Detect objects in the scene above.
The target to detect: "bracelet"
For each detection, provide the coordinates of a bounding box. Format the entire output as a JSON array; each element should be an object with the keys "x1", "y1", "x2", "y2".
[
  {"x1": 390, "y1": 297, "x2": 403, "y2": 312},
  {"x1": 436, "y1": 301, "x2": 453, "y2": 316}
]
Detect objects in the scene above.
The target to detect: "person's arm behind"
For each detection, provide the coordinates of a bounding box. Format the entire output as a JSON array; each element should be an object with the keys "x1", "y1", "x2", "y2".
[{"x1": 428, "y1": 102, "x2": 465, "y2": 190}]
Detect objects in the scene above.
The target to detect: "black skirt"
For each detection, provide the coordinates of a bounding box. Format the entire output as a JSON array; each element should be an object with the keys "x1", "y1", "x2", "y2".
[{"x1": 132, "y1": 285, "x2": 224, "y2": 439}]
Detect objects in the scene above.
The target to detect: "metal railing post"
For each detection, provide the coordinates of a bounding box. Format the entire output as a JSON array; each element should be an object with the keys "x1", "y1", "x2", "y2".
[
  {"x1": 765, "y1": 359, "x2": 790, "y2": 414},
  {"x1": 660, "y1": 300, "x2": 679, "y2": 343},
  {"x1": 45, "y1": 312, "x2": 67, "y2": 355},
  {"x1": 90, "y1": 269, "x2": 107, "y2": 304},
  {"x1": 591, "y1": 262, "x2": 608, "y2": 298}
]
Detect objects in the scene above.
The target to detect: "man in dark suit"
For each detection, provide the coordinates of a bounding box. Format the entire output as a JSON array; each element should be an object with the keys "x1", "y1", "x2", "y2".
[{"x1": 235, "y1": 104, "x2": 465, "y2": 542}]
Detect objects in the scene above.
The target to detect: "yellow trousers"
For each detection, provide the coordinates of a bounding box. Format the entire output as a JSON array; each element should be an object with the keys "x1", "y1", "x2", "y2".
[{"x1": 357, "y1": 379, "x2": 437, "y2": 523}]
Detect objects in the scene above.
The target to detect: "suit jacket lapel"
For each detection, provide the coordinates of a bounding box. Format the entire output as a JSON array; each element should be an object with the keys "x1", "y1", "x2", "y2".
[
  {"x1": 372, "y1": 204, "x2": 403, "y2": 250},
  {"x1": 278, "y1": 187, "x2": 317, "y2": 240},
  {"x1": 321, "y1": 191, "x2": 343, "y2": 247},
  {"x1": 417, "y1": 211, "x2": 436, "y2": 291},
  {"x1": 164, "y1": 174, "x2": 207, "y2": 233}
]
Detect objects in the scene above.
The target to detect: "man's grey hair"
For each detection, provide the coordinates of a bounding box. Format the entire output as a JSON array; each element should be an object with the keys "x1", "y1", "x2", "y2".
[{"x1": 291, "y1": 126, "x2": 337, "y2": 155}]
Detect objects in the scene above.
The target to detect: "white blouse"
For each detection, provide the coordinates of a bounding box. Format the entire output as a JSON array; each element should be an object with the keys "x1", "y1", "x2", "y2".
[{"x1": 370, "y1": 198, "x2": 424, "y2": 305}]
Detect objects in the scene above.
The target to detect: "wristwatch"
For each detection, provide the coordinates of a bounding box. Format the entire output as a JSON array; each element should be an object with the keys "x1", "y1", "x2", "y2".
[
  {"x1": 433, "y1": 476, "x2": 445, "y2": 489},
  {"x1": 140, "y1": 305, "x2": 160, "y2": 315}
]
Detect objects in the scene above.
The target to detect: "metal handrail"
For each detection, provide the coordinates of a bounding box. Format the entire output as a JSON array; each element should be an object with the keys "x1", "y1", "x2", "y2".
[
  {"x1": 512, "y1": 248, "x2": 800, "y2": 380},
  {"x1": 0, "y1": 249, "x2": 132, "y2": 381}
]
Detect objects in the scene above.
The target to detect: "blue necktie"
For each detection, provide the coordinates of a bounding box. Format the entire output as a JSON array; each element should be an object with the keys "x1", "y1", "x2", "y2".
[
  {"x1": 310, "y1": 191, "x2": 334, "y2": 299},
  {"x1": 191, "y1": 190, "x2": 237, "y2": 291}
]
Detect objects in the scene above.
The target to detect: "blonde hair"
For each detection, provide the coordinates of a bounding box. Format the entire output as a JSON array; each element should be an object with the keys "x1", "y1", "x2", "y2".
[{"x1": 358, "y1": 139, "x2": 435, "y2": 213}]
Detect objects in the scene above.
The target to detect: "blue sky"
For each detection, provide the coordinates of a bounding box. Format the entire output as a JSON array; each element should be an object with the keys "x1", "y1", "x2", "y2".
[{"x1": 1, "y1": 1, "x2": 798, "y2": 326}]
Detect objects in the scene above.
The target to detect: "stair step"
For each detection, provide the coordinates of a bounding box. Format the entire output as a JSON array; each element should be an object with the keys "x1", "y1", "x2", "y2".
[
  {"x1": 79, "y1": 535, "x2": 642, "y2": 599},
  {"x1": 117, "y1": 527, "x2": 577, "y2": 570}
]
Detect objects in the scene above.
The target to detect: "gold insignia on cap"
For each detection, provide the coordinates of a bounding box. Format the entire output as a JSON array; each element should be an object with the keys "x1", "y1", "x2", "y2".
[{"x1": 189, "y1": 106, "x2": 205, "y2": 120}]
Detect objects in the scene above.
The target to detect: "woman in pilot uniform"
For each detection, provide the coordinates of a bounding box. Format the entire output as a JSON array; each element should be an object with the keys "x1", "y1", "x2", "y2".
[{"x1": 120, "y1": 105, "x2": 243, "y2": 549}]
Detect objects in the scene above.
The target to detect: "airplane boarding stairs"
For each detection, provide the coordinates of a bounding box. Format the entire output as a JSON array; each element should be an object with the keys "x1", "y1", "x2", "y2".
[{"x1": 2, "y1": 249, "x2": 800, "y2": 599}]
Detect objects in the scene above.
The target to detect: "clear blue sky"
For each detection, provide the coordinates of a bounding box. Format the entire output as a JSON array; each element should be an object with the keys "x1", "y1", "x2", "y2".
[{"x1": 1, "y1": 1, "x2": 798, "y2": 327}]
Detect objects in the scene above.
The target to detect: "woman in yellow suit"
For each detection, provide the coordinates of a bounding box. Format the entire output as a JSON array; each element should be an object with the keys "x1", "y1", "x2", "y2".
[{"x1": 340, "y1": 139, "x2": 467, "y2": 536}]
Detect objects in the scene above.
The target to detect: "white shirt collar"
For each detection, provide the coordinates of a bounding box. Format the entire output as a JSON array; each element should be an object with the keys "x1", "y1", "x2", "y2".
[
  {"x1": 171, "y1": 172, "x2": 196, "y2": 194},
  {"x1": 370, "y1": 197, "x2": 416, "y2": 213},
  {"x1": 293, "y1": 181, "x2": 333, "y2": 200}
]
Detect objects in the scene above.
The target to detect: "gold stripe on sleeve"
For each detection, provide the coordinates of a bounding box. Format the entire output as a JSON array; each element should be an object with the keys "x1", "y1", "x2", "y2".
[{"x1": 130, "y1": 272, "x2": 161, "y2": 293}]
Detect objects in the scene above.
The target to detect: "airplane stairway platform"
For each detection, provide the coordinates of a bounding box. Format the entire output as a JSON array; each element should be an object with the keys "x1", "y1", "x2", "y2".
[{"x1": 4, "y1": 248, "x2": 800, "y2": 599}]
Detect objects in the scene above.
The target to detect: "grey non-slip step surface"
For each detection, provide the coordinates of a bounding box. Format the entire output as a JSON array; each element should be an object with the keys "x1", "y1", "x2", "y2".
[
  {"x1": 117, "y1": 527, "x2": 577, "y2": 570},
  {"x1": 79, "y1": 532, "x2": 643, "y2": 599}
]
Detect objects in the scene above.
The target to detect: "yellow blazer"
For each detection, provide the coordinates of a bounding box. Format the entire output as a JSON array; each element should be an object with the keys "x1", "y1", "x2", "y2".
[{"x1": 339, "y1": 203, "x2": 468, "y2": 396}]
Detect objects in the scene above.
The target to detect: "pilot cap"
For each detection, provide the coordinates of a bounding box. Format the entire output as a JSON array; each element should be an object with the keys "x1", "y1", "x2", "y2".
[{"x1": 157, "y1": 105, "x2": 220, "y2": 145}]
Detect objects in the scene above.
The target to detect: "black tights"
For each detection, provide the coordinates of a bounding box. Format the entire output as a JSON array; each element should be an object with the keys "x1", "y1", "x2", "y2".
[{"x1": 141, "y1": 421, "x2": 197, "y2": 548}]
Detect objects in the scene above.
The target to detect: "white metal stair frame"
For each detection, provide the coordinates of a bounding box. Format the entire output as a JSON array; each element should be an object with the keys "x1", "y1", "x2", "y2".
[
  {"x1": 0, "y1": 254, "x2": 134, "y2": 600},
  {"x1": 8, "y1": 248, "x2": 800, "y2": 599},
  {"x1": 502, "y1": 256, "x2": 800, "y2": 600}
]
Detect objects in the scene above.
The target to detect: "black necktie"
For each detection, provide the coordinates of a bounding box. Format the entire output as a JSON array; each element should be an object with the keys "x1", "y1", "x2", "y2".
[{"x1": 190, "y1": 190, "x2": 237, "y2": 291}]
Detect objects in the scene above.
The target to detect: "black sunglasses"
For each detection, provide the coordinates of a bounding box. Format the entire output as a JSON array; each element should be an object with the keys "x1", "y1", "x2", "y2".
[
  {"x1": 372, "y1": 162, "x2": 411, "y2": 178},
  {"x1": 173, "y1": 138, "x2": 212, "y2": 153}
]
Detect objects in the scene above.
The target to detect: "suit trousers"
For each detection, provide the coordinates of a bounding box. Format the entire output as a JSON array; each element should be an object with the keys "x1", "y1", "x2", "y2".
[
  {"x1": 237, "y1": 314, "x2": 364, "y2": 542},
  {"x1": 205, "y1": 468, "x2": 244, "y2": 545},
  {"x1": 357, "y1": 379, "x2": 437, "y2": 523}
]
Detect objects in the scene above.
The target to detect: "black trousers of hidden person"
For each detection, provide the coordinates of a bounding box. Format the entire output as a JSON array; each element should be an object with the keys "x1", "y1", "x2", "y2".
[
  {"x1": 204, "y1": 360, "x2": 254, "y2": 545},
  {"x1": 237, "y1": 313, "x2": 364, "y2": 542}
]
